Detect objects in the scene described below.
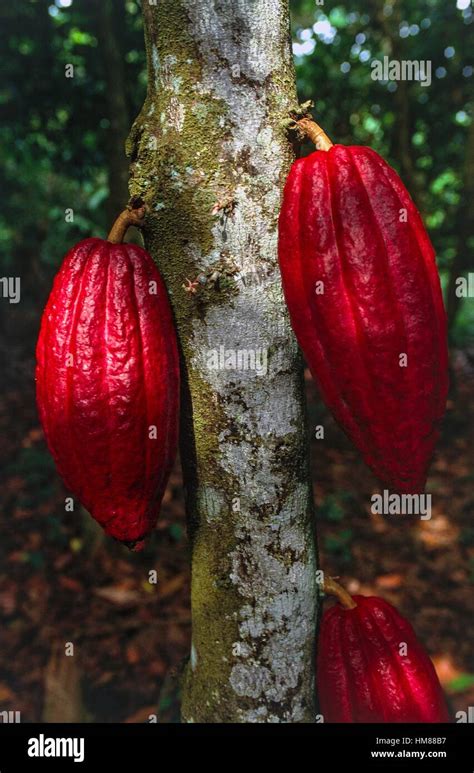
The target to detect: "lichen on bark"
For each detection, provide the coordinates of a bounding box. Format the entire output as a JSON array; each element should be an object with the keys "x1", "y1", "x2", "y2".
[{"x1": 129, "y1": 0, "x2": 318, "y2": 722}]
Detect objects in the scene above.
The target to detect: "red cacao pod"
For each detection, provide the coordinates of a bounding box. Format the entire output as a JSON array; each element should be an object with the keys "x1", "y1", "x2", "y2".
[
  {"x1": 278, "y1": 132, "x2": 448, "y2": 493},
  {"x1": 317, "y1": 582, "x2": 450, "y2": 723},
  {"x1": 36, "y1": 215, "x2": 179, "y2": 548}
]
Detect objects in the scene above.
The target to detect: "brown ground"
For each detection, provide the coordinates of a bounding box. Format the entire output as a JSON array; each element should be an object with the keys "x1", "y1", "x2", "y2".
[{"x1": 0, "y1": 345, "x2": 472, "y2": 723}]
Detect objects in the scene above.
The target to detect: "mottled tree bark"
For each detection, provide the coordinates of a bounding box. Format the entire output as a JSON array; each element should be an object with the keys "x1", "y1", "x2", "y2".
[{"x1": 128, "y1": 0, "x2": 318, "y2": 723}]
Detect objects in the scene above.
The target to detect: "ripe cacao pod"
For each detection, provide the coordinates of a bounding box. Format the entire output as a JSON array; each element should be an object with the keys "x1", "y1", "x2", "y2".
[
  {"x1": 36, "y1": 219, "x2": 179, "y2": 548},
  {"x1": 278, "y1": 137, "x2": 448, "y2": 492},
  {"x1": 318, "y1": 584, "x2": 450, "y2": 723}
]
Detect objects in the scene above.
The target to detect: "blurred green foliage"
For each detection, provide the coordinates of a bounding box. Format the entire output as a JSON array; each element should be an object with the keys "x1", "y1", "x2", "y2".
[
  {"x1": 0, "y1": 0, "x2": 145, "y2": 286},
  {"x1": 448, "y1": 673, "x2": 474, "y2": 692},
  {"x1": 0, "y1": 0, "x2": 472, "y2": 340},
  {"x1": 324, "y1": 528, "x2": 354, "y2": 565},
  {"x1": 318, "y1": 491, "x2": 358, "y2": 522}
]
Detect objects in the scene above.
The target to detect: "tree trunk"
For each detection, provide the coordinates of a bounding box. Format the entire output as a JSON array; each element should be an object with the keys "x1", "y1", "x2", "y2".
[
  {"x1": 128, "y1": 0, "x2": 318, "y2": 723},
  {"x1": 95, "y1": 0, "x2": 131, "y2": 222},
  {"x1": 371, "y1": 0, "x2": 420, "y2": 207},
  {"x1": 446, "y1": 114, "x2": 474, "y2": 335}
]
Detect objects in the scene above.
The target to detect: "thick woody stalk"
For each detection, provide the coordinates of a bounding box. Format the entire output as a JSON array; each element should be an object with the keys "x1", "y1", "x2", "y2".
[
  {"x1": 128, "y1": 0, "x2": 318, "y2": 722},
  {"x1": 323, "y1": 577, "x2": 357, "y2": 610},
  {"x1": 107, "y1": 202, "x2": 146, "y2": 243},
  {"x1": 296, "y1": 117, "x2": 333, "y2": 151}
]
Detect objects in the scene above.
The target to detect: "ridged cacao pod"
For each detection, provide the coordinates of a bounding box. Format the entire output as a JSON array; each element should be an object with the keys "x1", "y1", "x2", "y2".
[
  {"x1": 36, "y1": 234, "x2": 179, "y2": 547},
  {"x1": 278, "y1": 143, "x2": 448, "y2": 492},
  {"x1": 318, "y1": 591, "x2": 450, "y2": 723}
]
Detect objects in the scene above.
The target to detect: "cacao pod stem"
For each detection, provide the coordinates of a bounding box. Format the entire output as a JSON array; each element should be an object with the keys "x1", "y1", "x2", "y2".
[
  {"x1": 323, "y1": 576, "x2": 358, "y2": 609},
  {"x1": 107, "y1": 201, "x2": 147, "y2": 244},
  {"x1": 295, "y1": 117, "x2": 333, "y2": 152}
]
